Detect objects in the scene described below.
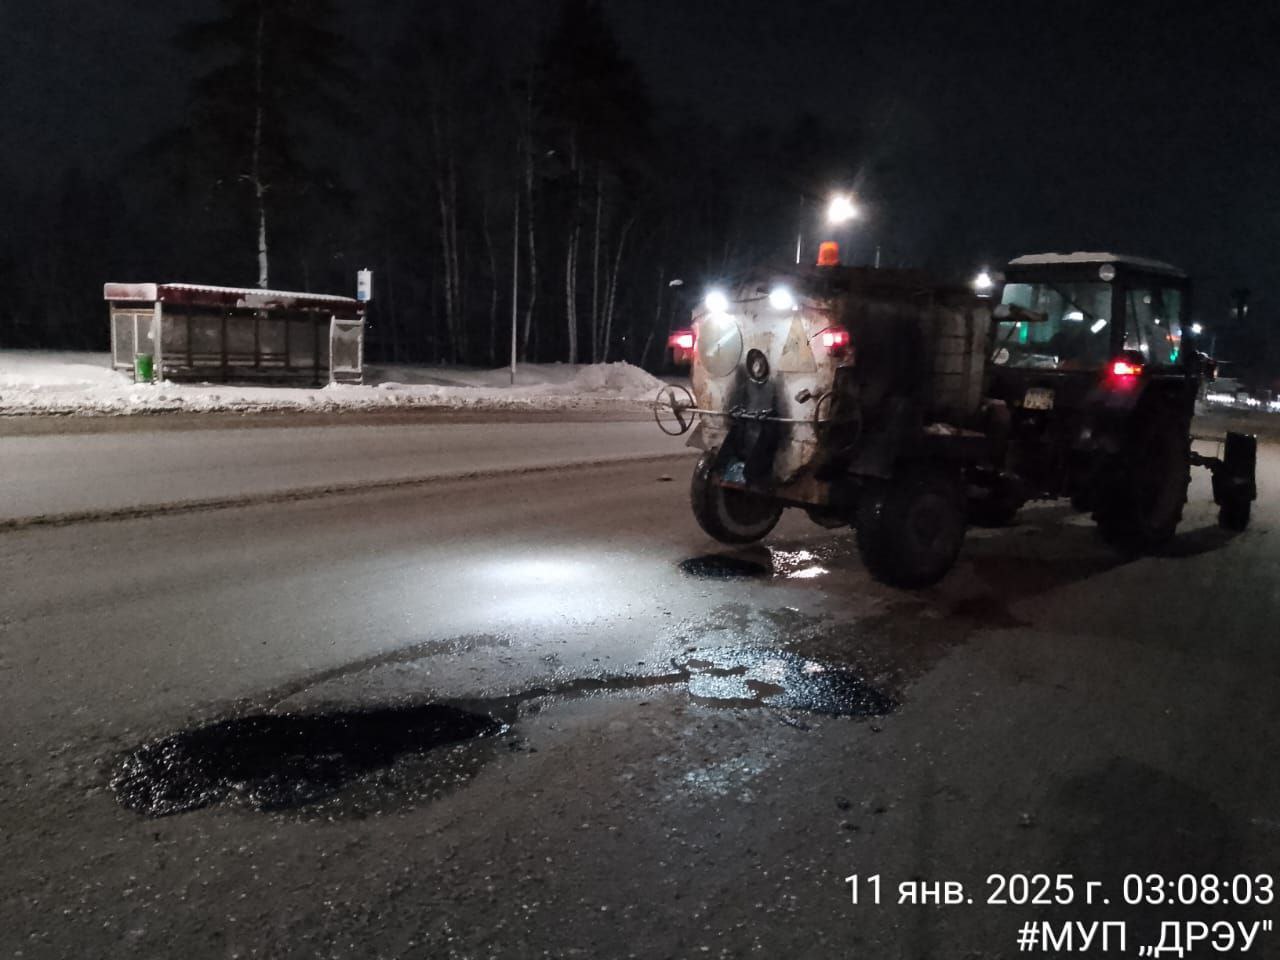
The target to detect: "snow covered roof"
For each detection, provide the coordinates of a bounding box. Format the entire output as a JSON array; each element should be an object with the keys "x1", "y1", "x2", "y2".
[
  {"x1": 103, "y1": 282, "x2": 361, "y2": 312},
  {"x1": 1007, "y1": 252, "x2": 1185, "y2": 277}
]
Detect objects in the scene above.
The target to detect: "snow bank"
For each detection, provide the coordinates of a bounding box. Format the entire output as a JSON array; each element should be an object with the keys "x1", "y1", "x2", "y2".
[
  {"x1": 0, "y1": 351, "x2": 668, "y2": 416},
  {"x1": 0, "y1": 351, "x2": 126, "y2": 389}
]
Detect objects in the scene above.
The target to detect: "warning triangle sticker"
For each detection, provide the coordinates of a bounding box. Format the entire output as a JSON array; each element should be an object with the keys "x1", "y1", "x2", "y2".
[{"x1": 776, "y1": 317, "x2": 817, "y2": 373}]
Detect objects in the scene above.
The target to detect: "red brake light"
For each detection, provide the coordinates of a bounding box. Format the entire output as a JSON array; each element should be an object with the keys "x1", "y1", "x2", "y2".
[
  {"x1": 819, "y1": 327, "x2": 850, "y2": 350},
  {"x1": 669, "y1": 331, "x2": 695, "y2": 351},
  {"x1": 817, "y1": 241, "x2": 841, "y2": 267},
  {"x1": 1105, "y1": 357, "x2": 1144, "y2": 391}
]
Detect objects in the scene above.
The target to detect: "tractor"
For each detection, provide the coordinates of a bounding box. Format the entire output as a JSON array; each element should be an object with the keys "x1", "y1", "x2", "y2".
[
  {"x1": 654, "y1": 251, "x2": 1256, "y2": 587},
  {"x1": 979, "y1": 252, "x2": 1255, "y2": 541}
]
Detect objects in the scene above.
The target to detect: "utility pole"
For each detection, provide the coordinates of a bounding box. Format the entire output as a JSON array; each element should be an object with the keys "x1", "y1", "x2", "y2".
[
  {"x1": 510, "y1": 193, "x2": 520, "y2": 386},
  {"x1": 794, "y1": 193, "x2": 805, "y2": 265}
]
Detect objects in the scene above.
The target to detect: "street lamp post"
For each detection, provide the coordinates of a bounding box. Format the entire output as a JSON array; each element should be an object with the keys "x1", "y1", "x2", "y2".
[
  {"x1": 819, "y1": 193, "x2": 859, "y2": 266},
  {"x1": 796, "y1": 192, "x2": 861, "y2": 266}
]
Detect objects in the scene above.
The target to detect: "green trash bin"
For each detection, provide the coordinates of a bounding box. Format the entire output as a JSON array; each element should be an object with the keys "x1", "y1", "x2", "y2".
[{"x1": 134, "y1": 353, "x2": 154, "y2": 383}]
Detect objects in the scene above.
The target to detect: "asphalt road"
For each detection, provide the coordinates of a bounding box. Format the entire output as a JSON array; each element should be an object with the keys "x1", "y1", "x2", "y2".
[
  {"x1": 0, "y1": 417, "x2": 683, "y2": 522},
  {"x1": 2, "y1": 417, "x2": 1278, "y2": 959}
]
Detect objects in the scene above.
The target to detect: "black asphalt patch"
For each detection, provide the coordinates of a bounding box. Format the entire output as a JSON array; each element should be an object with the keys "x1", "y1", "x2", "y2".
[
  {"x1": 678, "y1": 554, "x2": 771, "y2": 579},
  {"x1": 111, "y1": 705, "x2": 504, "y2": 817}
]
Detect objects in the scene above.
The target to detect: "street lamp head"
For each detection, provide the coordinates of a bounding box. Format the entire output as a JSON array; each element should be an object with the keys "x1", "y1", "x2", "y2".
[
  {"x1": 972, "y1": 269, "x2": 994, "y2": 296},
  {"x1": 1190, "y1": 322, "x2": 1204, "y2": 336},
  {"x1": 826, "y1": 194, "x2": 859, "y2": 225}
]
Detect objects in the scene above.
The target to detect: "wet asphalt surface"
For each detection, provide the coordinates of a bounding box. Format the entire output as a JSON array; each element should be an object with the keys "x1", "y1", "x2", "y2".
[{"x1": 3, "y1": 424, "x2": 1280, "y2": 958}]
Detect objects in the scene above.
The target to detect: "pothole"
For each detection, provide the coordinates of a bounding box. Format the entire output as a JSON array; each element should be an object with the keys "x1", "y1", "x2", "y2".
[
  {"x1": 112, "y1": 634, "x2": 896, "y2": 818},
  {"x1": 111, "y1": 704, "x2": 504, "y2": 817},
  {"x1": 678, "y1": 554, "x2": 771, "y2": 579},
  {"x1": 678, "y1": 543, "x2": 852, "y2": 582},
  {"x1": 676, "y1": 646, "x2": 896, "y2": 716}
]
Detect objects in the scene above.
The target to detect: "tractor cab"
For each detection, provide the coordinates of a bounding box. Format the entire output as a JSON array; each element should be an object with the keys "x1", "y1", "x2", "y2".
[
  {"x1": 981, "y1": 253, "x2": 1203, "y2": 507},
  {"x1": 989, "y1": 252, "x2": 1194, "y2": 410}
]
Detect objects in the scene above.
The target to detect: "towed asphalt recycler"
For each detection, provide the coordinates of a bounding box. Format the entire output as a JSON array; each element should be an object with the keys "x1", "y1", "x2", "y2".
[
  {"x1": 654, "y1": 250, "x2": 1257, "y2": 588},
  {"x1": 655, "y1": 260, "x2": 993, "y2": 588}
]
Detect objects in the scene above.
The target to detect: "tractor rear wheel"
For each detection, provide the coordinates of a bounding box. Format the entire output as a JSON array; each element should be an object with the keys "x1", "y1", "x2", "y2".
[{"x1": 1094, "y1": 415, "x2": 1189, "y2": 551}]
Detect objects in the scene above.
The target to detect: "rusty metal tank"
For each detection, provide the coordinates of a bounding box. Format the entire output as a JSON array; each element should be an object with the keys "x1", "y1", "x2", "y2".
[{"x1": 686, "y1": 267, "x2": 989, "y2": 498}]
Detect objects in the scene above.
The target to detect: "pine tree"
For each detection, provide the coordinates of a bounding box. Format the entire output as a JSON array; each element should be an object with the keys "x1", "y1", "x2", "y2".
[
  {"x1": 540, "y1": 0, "x2": 654, "y2": 363},
  {"x1": 169, "y1": 0, "x2": 350, "y2": 288}
]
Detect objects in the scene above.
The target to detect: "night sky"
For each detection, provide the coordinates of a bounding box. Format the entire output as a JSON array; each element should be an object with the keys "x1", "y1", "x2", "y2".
[{"x1": 4, "y1": 0, "x2": 1277, "y2": 321}]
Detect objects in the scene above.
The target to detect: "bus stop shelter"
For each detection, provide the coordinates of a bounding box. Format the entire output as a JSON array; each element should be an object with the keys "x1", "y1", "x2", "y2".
[{"x1": 103, "y1": 282, "x2": 366, "y2": 385}]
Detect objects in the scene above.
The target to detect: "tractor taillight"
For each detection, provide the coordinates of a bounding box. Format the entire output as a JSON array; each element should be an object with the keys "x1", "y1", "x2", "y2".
[
  {"x1": 671, "y1": 332, "x2": 695, "y2": 350},
  {"x1": 1105, "y1": 357, "x2": 1144, "y2": 391}
]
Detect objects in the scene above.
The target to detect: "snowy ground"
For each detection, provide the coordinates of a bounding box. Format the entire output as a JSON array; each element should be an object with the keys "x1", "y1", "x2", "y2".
[{"x1": 0, "y1": 351, "x2": 669, "y2": 416}]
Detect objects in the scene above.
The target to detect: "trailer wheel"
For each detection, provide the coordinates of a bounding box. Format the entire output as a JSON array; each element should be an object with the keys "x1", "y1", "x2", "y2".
[
  {"x1": 1095, "y1": 415, "x2": 1189, "y2": 551},
  {"x1": 1219, "y1": 496, "x2": 1251, "y2": 531},
  {"x1": 856, "y1": 466, "x2": 966, "y2": 588},
  {"x1": 690, "y1": 451, "x2": 782, "y2": 545},
  {"x1": 1215, "y1": 432, "x2": 1256, "y2": 532}
]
